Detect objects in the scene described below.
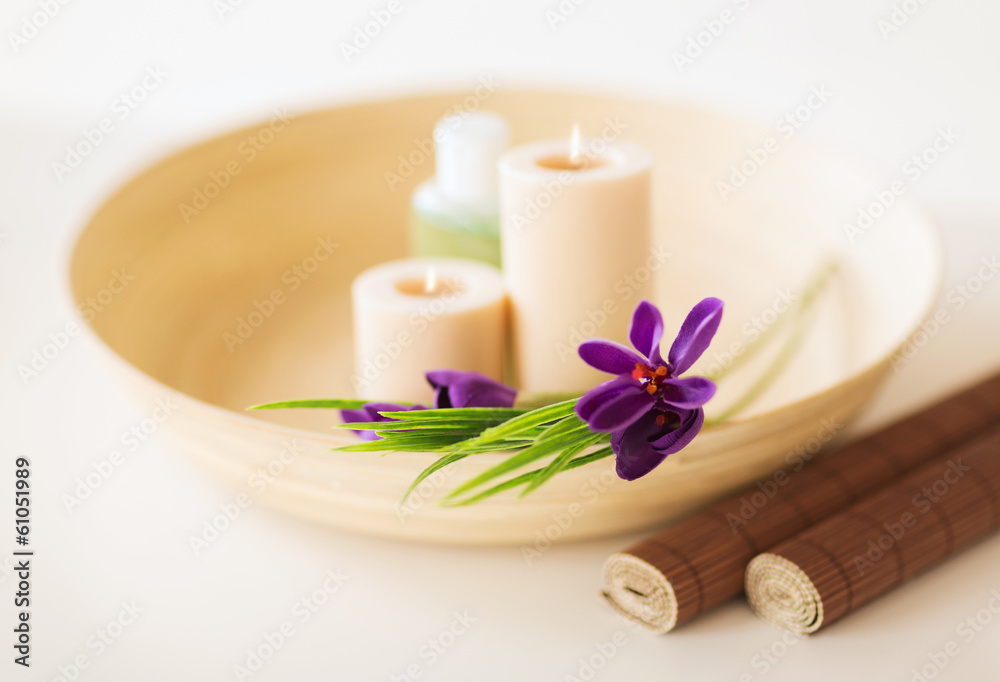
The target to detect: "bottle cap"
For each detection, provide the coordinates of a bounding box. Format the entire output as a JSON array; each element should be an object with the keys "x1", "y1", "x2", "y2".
[{"x1": 434, "y1": 111, "x2": 509, "y2": 214}]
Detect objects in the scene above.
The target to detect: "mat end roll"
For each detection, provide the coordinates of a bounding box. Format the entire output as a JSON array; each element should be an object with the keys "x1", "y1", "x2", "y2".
[
  {"x1": 745, "y1": 553, "x2": 824, "y2": 635},
  {"x1": 602, "y1": 553, "x2": 678, "y2": 634}
]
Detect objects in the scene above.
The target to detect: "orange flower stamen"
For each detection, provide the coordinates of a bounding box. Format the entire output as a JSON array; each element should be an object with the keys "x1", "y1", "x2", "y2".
[{"x1": 633, "y1": 362, "x2": 671, "y2": 397}]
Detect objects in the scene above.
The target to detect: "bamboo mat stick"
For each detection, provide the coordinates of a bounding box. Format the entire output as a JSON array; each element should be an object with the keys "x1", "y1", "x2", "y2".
[
  {"x1": 745, "y1": 426, "x2": 1000, "y2": 634},
  {"x1": 602, "y1": 373, "x2": 1000, "y2": 633}
]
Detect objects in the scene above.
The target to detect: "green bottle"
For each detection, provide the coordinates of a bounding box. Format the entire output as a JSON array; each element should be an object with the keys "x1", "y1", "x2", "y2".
[{"x1": 410, "y1": 111, "x2": 509, "y2": 268}]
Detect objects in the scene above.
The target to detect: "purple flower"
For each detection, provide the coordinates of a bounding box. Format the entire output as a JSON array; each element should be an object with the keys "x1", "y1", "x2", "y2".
[
  {"x1": 341, "y1": 371, "x2": 517, "y2": 440},
  {"x1": 426, "y1": 370, "x2": 517, "y2": 409},
  {"x1": 340, "y1": 402, "x2": 426, "y2": 441},
  {"x1": 575, "y1": 298, "x2": 723, "y2": 481}
]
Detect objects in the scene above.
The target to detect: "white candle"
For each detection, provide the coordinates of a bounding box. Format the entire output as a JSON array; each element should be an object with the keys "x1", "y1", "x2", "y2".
[
  {"x1": 499, "y1": 133, "x2": 653, "y2": 395},
  {"x1": 351, "y1": 258, "x2": 506, "y2": 403}
]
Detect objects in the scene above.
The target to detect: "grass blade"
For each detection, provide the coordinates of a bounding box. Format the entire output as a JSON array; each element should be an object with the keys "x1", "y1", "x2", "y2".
[
  {"x1": 444, "y1": 445, "x2": 616, "y2": 506},
  {"x1": 706, "y1": 259, "x2": 837, "y2": 383},
  {"x1": 400, "y1": 453, "x2": 468, "y2": 504},
  {"x1": 708, "y1": 262, "x2": 833, "y2": 425},
  {"x1": 378, "y1": 407, "x2": 526, "y2": 421},
  {"x1": 335, "y1": 434, "x2": 468, "y2": 452},
  {"x1": 338, "y1": 421, "x2": 483, "y2": 432},
  {"x1": 375, "y1": 429, "x2": 475, "y2": 440},
  {"x1": 444, "y1": 419, "x2": 595, "y2": 500},
  {"x1": 453, "y1": 400, "x2": 579, "y2": 452},
  {"x1": 249, "y1": 399, "x2": 381, "y2": 410},
  {"x1": 520, "y1": 433, "x2": 607, "y2": 496}
]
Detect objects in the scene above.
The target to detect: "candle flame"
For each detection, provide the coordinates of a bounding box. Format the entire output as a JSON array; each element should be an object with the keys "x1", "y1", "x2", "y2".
[
  {"x1": 424, "y1": 267, "x2": 437, "y2": 295},
  {"x1": 569, "y1": 124, "x2": 582, "y2": 167}
]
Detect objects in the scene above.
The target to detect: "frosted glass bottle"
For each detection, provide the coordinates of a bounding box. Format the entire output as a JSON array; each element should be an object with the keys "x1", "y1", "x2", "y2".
[{"x1": 409, "y1": 112, "x2": 509, "y2": 268}]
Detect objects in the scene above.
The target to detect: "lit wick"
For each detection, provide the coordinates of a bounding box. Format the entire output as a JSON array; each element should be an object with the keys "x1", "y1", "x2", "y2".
[
  {"x1": 393, "y1": 267, "x2": 465, "y2": 297},
  {"x1": 534, "y1": 124, "x2": 609, "y2": 171},
  {"x1": 569, "y1": 124, "x2": 583, "y2": 168}
]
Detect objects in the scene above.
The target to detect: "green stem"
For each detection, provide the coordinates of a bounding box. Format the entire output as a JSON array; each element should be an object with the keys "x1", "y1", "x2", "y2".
[
  {"x1": 707, "y1": 261, "x2": 835, "y2": 425},
  {"x1": 706, "y1": 260, "x2": 838, "y2": 383},
  {"x1": 443, "y1": 446, "x2": 615, "y2": 506}
]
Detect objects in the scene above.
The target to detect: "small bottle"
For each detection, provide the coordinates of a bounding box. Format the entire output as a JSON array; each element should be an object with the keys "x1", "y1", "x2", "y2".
[{"x1": 410, "y1": 112, "x2": 510, "y2": 268}]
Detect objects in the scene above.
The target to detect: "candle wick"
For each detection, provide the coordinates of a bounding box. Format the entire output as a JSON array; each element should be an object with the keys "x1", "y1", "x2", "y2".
[{"x1": 569, "y1": 124, "x2": 583, "y2": 167}]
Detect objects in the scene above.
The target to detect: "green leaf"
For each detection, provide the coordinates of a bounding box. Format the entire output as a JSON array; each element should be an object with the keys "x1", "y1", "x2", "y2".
[
  {"x1": 335, "y1": 433, "x2": 467, "y2": 452},
  {"x1": 706, "y1": 259, "x2": 837, "y2": 383},
  {"x1": 375, "y1": 428, "x2": 475, "y2": 440},
  {"x1": 709, "y1": 261, "x2": 834, "y2": 424},
  {"x1": 249, "y1": 399, "x2": 384, "y2": 410},
  {"x1": 400, "y1": 453, "x2": 468, "y2": 505},
  {"x1": 566, "y1": 445, "x2": 615, "y2": 469},
  {"x1": 446, "y1": 441, "x2": 536, "y2": 455},
  {"x1": 378, "y1": 407, "x2": 526, "y2": 421},
  {"x1": 536, "y1": 415, "x2": 590, "y2": 442},
  {"x1": 338, "y1": 421, "x2": 481, "y2": 432},
  {"x1": 332, "y1": 440, "x2": 395, "y2": 452},
  {"x1": 443, "y1": 471, "x2": 534, "y2": 506},
  {"x1": 444, "y1": 445, "x2": 615, "y2": 506},
  {"x1": 520, "y1": 433, "x2": 607, "y2": 496},
  {"x1": 453, "y1": 399, "x2": 579, "y2": 452},
  {"x1": 444, "y1": 418, "x2": 596, "y2": 500}
]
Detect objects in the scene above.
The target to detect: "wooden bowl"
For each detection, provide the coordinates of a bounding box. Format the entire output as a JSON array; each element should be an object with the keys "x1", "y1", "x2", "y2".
[{"x1": 68, "y1": 90, "x2": 942, "y2": 545}]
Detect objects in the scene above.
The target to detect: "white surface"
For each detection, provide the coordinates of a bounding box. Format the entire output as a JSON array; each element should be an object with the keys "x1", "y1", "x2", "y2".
[{"x1": 1, "y1": 0, "x2": 999, "y2": 680}]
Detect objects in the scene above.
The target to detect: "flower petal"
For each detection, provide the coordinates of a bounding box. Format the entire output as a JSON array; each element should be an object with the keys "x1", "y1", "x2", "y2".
[
  {"x1": 629, "y1": 300, "x2": 665, "y2": 361},
  {"x1": 611, "y1": 415, "x2": 671, "y2": 481},
  {"x1": 611, "y1": 408, "x2": 704, "y2": 480},
  {"x1": 340, "y1": 408, "x2": 381, "y2": 440},
  {"x1": 457, "y1": 383, "x2": 517, "y2": 408},
  {"x1": 667, "y1": 298, "x2": 724, "y2": 375},
  {"x1": 339, "y1": 402, "x2": 425, "y2": 442},
  {"x1": 578, "y1": 339, "x2": 646, "y2": 375},
  {"x1": 649, "y1": 408, "x2": 704, "y2": 455},
  {"x1": 425, "y1": 369, "x2": 465, "y2": 409},
  {"x1": 586, "y1": 383, "x2": 656, "y2": 433},
  {"x1": 339, "y1": 408, "x2": 369, "y2": 424},
  {"x1": 576, "y1": 375, "x2": 638, "y2": 423},
  {"x1": 426, "y1": 370, "x2": 516, "y2": 409},
  {"x1": 659, "y1": 376, "x2": 716, "y2": 410}
]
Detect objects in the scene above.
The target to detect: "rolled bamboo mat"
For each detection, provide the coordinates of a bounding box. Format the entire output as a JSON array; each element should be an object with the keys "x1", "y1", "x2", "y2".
[
  {"x1": 745, "y1": 426, "x2": 1000, "y2": 634},
  {"x1": 603, "y1": 373, "x2": 1000, "y2": 633}
]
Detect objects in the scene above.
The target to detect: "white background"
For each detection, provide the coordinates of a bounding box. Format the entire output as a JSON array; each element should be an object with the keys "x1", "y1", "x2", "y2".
[{"x1": 2, "y1": 0, "x2": 1000, "y2": 680}]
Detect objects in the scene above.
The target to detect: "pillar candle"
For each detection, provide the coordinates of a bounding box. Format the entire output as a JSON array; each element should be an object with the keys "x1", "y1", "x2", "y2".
[
  {"x1": 351, "y1": 258, "x2": 506, "y2": 403},
  {"x1": 499, "y1": 135, "x2": 653, "y2": 395}
]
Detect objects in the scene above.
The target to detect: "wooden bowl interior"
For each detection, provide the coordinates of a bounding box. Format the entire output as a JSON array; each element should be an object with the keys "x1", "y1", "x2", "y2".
[{"x1": 69, "y1": 90, "x2": 940, "y2": 437}]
